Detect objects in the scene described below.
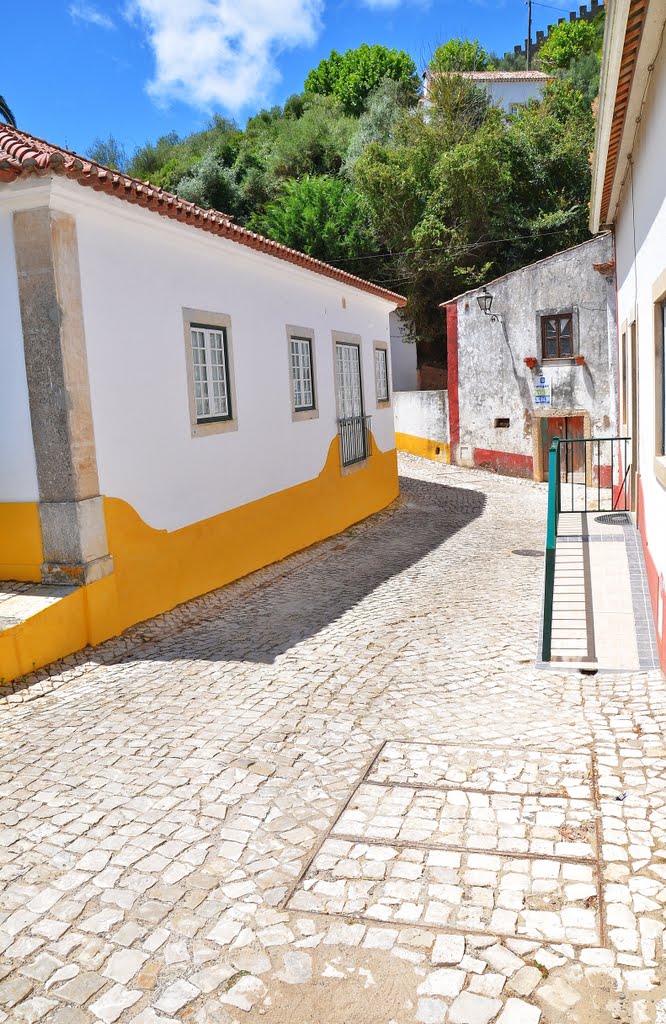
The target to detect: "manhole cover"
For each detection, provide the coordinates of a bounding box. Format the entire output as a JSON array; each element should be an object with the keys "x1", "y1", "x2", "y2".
[
  {"x1": 595, "y1": 513, "x2": 631, "y2": 526},
  {"x1": 512, "y1": 549, "x2": 543, "y2": 557}
]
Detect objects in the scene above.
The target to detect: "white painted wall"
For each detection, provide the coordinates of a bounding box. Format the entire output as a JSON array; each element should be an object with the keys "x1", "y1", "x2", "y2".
[
  {"x1": 41, "y1": 178, "x2": 397, "y2": 532},
  {"x1": 484, "y1": 79, "x2": 547, "y2": 112},
  {"x1": 614, "y1": 33, "x2": 666, "y2": 582},
  {"x1": 0, "y1": 204, "x2": 39, "y2": 502},
  {"x1": 394, "y1": 391, "x2": 449, "y2": 445},
  {"x1": 455, "y1": 235, "x2": 616, "y2": 461},
  {"x1": 389, "y1": 311, "x2": 418, "y2": 391}
]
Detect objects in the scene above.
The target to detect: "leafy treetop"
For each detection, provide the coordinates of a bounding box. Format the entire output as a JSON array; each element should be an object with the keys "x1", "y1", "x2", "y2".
[
  {"x1": 305, "y1": 43, "x2": 420, "y2": 116},
  {"x1": 429, "y1": 38, "x2": 495, "y2": 72},
  {"x1": 537, "y1": 18, "x2": 600, "y2": 72}
]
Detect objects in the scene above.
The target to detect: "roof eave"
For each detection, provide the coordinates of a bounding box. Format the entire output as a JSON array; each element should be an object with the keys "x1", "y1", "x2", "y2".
[{"x1": 590, "y1": 0, "x2": 634, "y2": 231}]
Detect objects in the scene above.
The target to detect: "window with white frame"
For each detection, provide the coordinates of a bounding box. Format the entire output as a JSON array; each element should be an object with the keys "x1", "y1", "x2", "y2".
[
  {"x1": 190, "y1": 324, "x2": 232, "y2": 422},
  {"x1": 375, "y1": 347, "x2": 389, "y2": 402},
  {"x1": 290, "y1": 335, "x2": 315, "y2": 411}
]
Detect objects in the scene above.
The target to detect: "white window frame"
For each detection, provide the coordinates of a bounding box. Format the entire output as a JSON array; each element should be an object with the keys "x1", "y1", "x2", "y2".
[
  {"x1": 286, "y1": 326, "x2": 318, "y2": 421},
  {"x1": 191, "y1": 324, "x2": 232, "y2": 422},
  {"x1": 374, "y1": 342, "x2": 390, "y2": 405},
  {"x1": 183, "y1": 308, "x2": 238, "y2": 438}
]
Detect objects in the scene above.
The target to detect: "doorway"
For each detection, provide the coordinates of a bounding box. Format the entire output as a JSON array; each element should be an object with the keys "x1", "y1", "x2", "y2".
[{"x1": 541, "y1": 415, "x2": 585, "y2": 481}]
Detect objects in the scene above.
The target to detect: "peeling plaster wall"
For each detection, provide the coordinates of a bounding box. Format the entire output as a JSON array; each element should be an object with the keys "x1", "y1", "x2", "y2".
[{"x1": 454, "y1": 235, "x2": 616, "y2": 470}]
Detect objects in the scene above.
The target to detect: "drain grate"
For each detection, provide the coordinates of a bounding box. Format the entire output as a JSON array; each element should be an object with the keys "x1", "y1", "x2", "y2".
[
  {"x1": 512, "y1": 549, "x2": 543, "y2": 557},
  {"x1": 595, "y1": 513, "x2": 632, "y2": 526}
]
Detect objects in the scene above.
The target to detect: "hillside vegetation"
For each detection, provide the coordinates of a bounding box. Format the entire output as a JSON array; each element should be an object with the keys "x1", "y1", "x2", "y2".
[{"x1": 88, "y1": 27, "x2": 604, "y2": 360}]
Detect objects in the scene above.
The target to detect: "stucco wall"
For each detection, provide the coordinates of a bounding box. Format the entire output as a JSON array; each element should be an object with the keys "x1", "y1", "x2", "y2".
[
  {"x1": 453, "y1": 234, "x2": 616, "y2": 473},
  {"x1": 614, "y1": 31, "x2": 666, "y2": 629},
  {"x1": 389, "y1": 311, "x2": 418, "y2": 391},
  {"x1": 485, "y1": 80, "x2": 547, "y2": 111},
  {"x1": 28, "y1": 178, "x2": 398, "y2": 533},
  {"x1": 0, "y1": 205, "x2": 39, "y2": 502},
  {"x1": 394, "y1": 391, "x2": 449, "y2": 444}
]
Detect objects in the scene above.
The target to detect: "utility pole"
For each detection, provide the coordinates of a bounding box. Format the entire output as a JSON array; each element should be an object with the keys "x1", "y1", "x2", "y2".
[{"x1": 526, "y1": 0, "x2": 532, "y2": 69}]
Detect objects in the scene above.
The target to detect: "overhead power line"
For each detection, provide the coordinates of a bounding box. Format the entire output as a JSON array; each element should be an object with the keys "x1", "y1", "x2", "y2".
[{"x1": 324, "y1": 222, "x2": 583, "y2": 266}]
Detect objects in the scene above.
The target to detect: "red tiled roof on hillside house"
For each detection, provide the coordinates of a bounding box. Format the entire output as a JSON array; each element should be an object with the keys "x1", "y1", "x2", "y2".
[{"x1": 0, "y1": 126, "x2": 406, "y2": 307}]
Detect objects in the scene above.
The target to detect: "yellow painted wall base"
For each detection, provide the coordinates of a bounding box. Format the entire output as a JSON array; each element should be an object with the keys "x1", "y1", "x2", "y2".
[
  {"x1": 0, "y1": 502, "x2": 43, "y2": 582},
  {"x1": 0, "y1": 437, "x2": 398, "y2": 683},
  {"x1": 395, "y1": 432, "x2": 450, "y2": 463}
]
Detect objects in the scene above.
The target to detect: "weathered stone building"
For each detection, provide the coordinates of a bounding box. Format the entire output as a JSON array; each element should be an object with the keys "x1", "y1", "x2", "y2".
[{"x1": 442, "y1": 234, "x2": 617, "y2": 480}]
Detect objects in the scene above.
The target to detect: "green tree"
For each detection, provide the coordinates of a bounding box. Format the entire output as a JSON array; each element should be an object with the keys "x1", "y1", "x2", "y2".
[
  {"x1": 305, "y1": 44, "x2": 420, "y2": 116},
  {"x1": 249, "y1": 175, "x2": 372, "y2": 267},
  {"x1": 87, "y1": 135, "x2": 127, "y2": 171},
  {"x1": 176, "y1": 151, "x2": 243, "y2": 218},
  {"x1": 429, "y1": 38, "x2": 494, "y2": 72},
  {"x1": 344, "y1": 80, "x2": 409, "y2": 173},
  {"x1": 265, "y1": 95, "x2": 355, "y2": 179},
  {"x1": 537, "y1": 19, "x2": 598, "y2": 72}
]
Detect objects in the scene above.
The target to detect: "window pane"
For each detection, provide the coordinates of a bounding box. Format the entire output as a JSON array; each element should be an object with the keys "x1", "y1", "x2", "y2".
[
  {"x1": 192, "y1": 326, "x2": 230, "y2": 420},
  {"x1": 291, "y1": 337, "x2": 314, "y2": 410},
  {"x1": 336, "y1": 343, "x2": 362, "y2": 418},
  {"x1": 559, "y1": 317, "x2": 573, "y2": 356},
  {"x1": 375, "y1": 349, "x2": 388, "y2": 401}
]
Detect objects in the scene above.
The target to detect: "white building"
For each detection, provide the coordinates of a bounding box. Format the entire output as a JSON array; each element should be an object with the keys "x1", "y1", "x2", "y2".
[
  {"x1": 423, "y1": 70, "x2": 553, "y2": 115},
  {"x1": 0, "y1": 126, "x2": 404, "y2": 681},
  {"x1": 590, "y1": 0, "x2": 666, "y2": 672}
]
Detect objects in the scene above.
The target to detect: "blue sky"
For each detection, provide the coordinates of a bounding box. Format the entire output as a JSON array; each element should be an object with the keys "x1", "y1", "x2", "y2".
[{"x1": 4, "y1": 0, "x2": 574, "y2": 159}]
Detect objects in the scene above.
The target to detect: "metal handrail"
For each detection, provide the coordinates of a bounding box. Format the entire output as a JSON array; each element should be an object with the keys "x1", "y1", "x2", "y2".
[
  {"x1": 541, "y1": 434, "x2": 631, "y2": 662},
  {"x1": 542, "y1": 438, "x2": 560, "y2": 662}
]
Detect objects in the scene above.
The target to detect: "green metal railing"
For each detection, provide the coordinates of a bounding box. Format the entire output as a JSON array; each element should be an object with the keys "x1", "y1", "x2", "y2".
[
  {"x1": 542, "y1": 438, "x2": 561, "y2": 662},
  {"x1": 541, "y1": 435, "x2": 632, "y2": 662}
]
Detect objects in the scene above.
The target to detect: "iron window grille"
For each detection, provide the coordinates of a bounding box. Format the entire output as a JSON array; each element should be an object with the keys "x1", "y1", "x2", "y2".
[
  {"x1": 338, "y1": 415, "x2": 371, "y2": 467},
  {"x1": 290, "y1": 336, "x2": 315, "y2": 411},
  {"x1": 191, "y1": 324, "x2": 232, "y2": 422},
  {"x1": 541, "y1": 314, "x2": 574, "y2": 360},
  {"x1": 375, "y1": 348, "x2": 389, "y2": 402}
]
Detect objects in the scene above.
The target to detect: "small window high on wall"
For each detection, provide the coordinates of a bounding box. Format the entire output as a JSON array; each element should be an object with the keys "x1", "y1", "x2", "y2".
[{"x1": 541, "y1": 314, "x2": 573, "y2": 359}]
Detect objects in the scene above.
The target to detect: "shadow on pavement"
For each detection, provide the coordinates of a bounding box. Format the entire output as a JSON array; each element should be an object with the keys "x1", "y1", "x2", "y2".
[{"x1": 116, "y1": 474, "x2": 487, "y2": 667}]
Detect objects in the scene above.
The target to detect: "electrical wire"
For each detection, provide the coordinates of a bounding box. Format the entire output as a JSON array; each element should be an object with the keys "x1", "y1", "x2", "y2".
[{"x1": 324, "y1": 222, "x2": 582, "y2": 266}]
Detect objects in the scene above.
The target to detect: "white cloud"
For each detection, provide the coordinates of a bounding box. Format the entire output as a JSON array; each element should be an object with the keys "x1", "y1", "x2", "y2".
[
  {"x1": 69, "y1": 3, "x2": 116, "y2": 29},
  {"x1": 128, "y1": 0, "x2": 324, "y2": 112}
]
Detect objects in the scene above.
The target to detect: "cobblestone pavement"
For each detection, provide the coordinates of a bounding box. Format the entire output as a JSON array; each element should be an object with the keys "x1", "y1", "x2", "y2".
[{"x1": 1, "y1": 454, "x2": 666, "y2": 1024}]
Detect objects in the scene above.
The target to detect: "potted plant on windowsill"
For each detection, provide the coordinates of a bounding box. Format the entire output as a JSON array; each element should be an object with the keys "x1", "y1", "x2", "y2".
[
  {"x1": 574, "y1": 354, "x2": 586, "y2": 365},
  {"x1": 524, "y1": 356, "x2": 538, "y2": 369}
]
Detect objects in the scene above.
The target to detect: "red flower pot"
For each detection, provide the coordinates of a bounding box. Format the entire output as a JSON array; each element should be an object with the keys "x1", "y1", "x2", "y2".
[
  {"x1": 524, "y1": 356, "x2": 538, "y2": 369},
  {"x1": 574, "y1": 354, "x2": 585, "y2": 365}
]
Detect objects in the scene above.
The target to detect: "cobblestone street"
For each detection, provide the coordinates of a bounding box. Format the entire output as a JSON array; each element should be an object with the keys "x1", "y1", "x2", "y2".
[{"x1": 1, "y1": 454, "x2": 666, "y2": 1024}]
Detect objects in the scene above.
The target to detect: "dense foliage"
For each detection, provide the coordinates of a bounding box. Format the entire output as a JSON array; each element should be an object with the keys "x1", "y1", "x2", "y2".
[
  {"x1": 86, "y1": 35, "x2": 601, "y2": 362},
  {"x1": 429, "y1": 39, "x2": 494, "y2": 72},
  {"x1": 305, "y1": 44, "x2": 420, "y2": 115}
]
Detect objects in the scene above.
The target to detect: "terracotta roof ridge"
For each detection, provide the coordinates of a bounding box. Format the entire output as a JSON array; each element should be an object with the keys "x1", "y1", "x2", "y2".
[{"x1": 0, "y1": 125, "x2": 406, "y2": 307}]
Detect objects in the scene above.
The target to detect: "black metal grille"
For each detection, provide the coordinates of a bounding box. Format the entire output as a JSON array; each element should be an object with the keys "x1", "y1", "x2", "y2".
[{"x1": 338, "y1": 415, "x2": 371, "y2": 467}]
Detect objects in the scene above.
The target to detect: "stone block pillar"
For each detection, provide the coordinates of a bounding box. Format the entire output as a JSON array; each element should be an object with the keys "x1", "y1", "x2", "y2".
[{"x1": 13, "y1": 206, "x2": 112, "y2": 585}]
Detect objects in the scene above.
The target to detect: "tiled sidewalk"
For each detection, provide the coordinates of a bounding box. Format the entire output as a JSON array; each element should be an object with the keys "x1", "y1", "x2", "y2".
[
  {"x1": 549, "y1": 512, "x2": 658, "y2": 671},
  {"x1": 0, "y1": 457, "x2": 665, "y2": 1024}
]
